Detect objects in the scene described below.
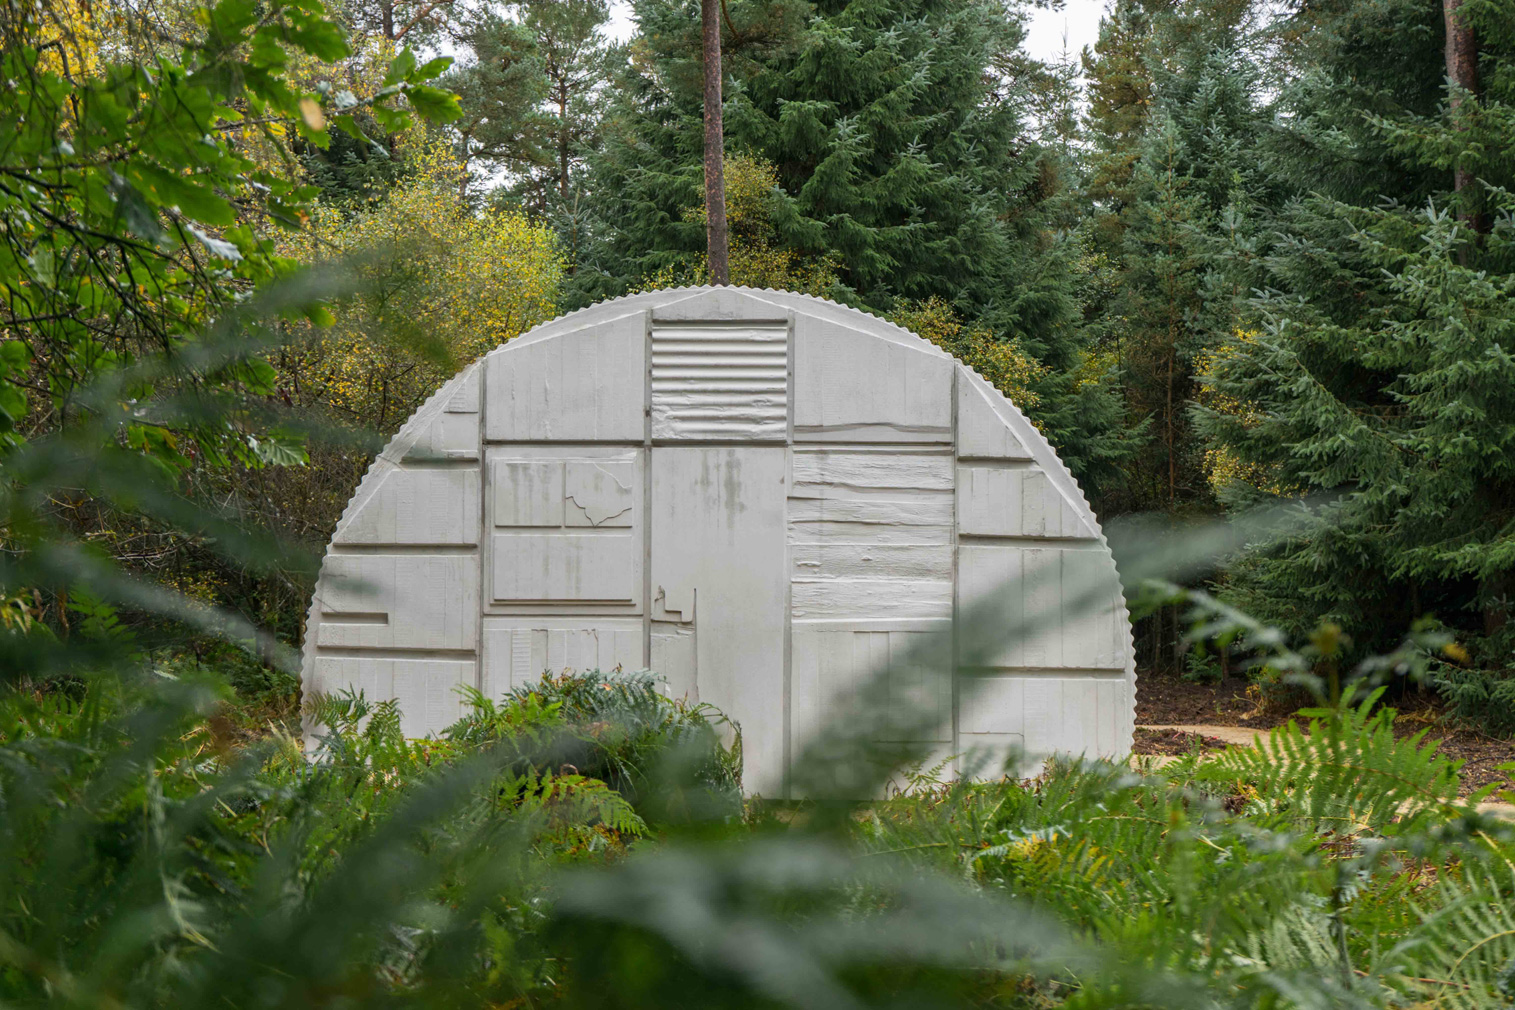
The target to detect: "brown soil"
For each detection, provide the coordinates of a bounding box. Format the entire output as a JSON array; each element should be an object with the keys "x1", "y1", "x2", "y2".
[
  {"x1": 1136, "y1": 672, "x2": 1515, "y2": 798},
  {"x1": 1132, "y1": 727, "x2": 1229, "y2": 756},
  {"x1": 1389, "y1": 698, "x2": 1515, "y2": 798},
  {"x1": 1136, "y1": 675, "x2": 1289, "y2": 728}
]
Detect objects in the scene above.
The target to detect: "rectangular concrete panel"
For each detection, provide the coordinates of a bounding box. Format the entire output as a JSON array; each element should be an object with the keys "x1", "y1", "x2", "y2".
[
  {"x1": 957, "y1": 545, "x2": 1126, "y2": 670},
  {"x1": 1021, "y1": 677, "x2": 1117, "y2": 760},
  {"x1": 789, "y1": 447, "x2": 954, "y2": 621},
  {"x1": 485, "y1": 312, "x2": 645, "y2": 442},
  {"x1": 960, "y1": 674, "x2": 1025, "y2": 735},
  {"x1": 791, "y1": 626, "x2": 953, "y2": 751},
  {"x1": 311, "y1": 656, "x2": 474, "y2": 738},
  {"x1": 491, "y1": 532, "x2": 637, "y2": 603},
  {"x1": 956, "y1": 676, "x2": 1031, "y2": 779},
  {"x1": 791, "y1": 543, "x2": 953, "y2": 581},
  {"x1": 790, "y1": 448, "x2": 955, "y2": 491},
  {"x1": 790, "y1": 580, "x2": 954, "y2": 620},
  {"x1": 957, "y1": 672, "x2": 1126, "y2": 767},
  {"x1": 480, "y1": 617, "x2": 644, "y2": 698},
  {"x1": 492, "y1": 461, "x2": 564, "y2": 526},
  {"x1": 792, "y1": 314, "x2": 952, "y2": 441},
  {"x1": 956, "y1": 370, "x2": 1033, "y2": 460},
  {"x1": 650, "y1": 323, "x2": 788, "y2": 441},
  {"x1": 651, "y1": 446, "x2": 789, "y2": 795},
  {"x1": 787, "y1": 495, "x2": 955, "y2": 532},
  {"x1": 335, "y1": 467, "x2": 480, "y2": 546},
  {"x1": 958, "y1": 465, "x2": 1095, "y2": 539},
  {"x1": 401, "y1": 366, "x2": 481, "y2": 462},
  {"x1": 314, "y1": 553, "x2": 478, "y2": 651}
]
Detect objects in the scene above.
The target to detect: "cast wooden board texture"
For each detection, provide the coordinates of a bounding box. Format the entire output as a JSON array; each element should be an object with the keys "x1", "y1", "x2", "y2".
[{"x1": 304, "y1": 288, "x2": 1136, "y2": 795}]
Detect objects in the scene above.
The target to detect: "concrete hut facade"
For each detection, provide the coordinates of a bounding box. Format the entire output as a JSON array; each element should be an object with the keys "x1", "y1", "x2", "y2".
[{"x1": 302, "y1": 287, "x2": 1137, "y2": 794}]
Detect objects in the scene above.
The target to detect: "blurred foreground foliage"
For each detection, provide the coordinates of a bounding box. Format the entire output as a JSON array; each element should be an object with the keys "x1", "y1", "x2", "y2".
[
  {"x1": 0, "y1": 0, "x2": 468, "y2": 667},
  {"x1": 5, "y1": 608, "x2": 1515, "y2": 1009},
  {"x1": 3, "y1": 2, "x2": 1515, "y2": 1006}
]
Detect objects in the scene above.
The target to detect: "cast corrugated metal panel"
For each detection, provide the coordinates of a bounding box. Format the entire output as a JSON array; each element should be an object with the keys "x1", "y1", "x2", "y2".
[{"x1": 651, "y1": 323, "x2": 788, "y2": 440}]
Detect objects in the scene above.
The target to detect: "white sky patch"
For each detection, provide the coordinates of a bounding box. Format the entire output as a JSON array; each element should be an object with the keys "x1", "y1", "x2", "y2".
[
  {"x1": 1024, "y1": 0, "x2": 1108, "y2": 68},
  {"x1": 602, "y1": 1, "x2": 1109, "y2": 70}
]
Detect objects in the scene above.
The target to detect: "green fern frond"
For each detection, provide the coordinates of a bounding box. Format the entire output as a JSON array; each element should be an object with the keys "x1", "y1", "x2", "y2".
[
  {"x1": 1198, "y1": 688, "x2": 1465, "y2": 836},
  {"x1": 1403, "y1": 868, "x2": 1515, "y2": 1010},
  {"x1": 1230, "y1": 899, "x2": 1341, "y2": 974},
  {"x1": 506, "y1": 767, "x2": 648, "y2": 839}
]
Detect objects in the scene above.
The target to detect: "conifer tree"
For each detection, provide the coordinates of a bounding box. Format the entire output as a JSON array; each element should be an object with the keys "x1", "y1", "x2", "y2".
[
  {"x1": 1079, "y1": 0, "x2": 1277, "y2": 515},
  {"x1": 1195, "y1": 0, "x2": 1515, "y2": 661},
  {"x1": 579, "y1": 0, "x2": 1133, "y2": 487},
  {"x1": 448, "y1": 12, "x2": 551, "y2": 191},
  {"x1": 448, "y1": 2, "x2": 617, "y2": 267}
]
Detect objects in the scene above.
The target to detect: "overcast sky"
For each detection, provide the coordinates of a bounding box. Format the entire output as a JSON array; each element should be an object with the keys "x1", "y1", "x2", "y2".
[{"x1": 603, "y1": 1, "x2": 1109, "y2": 70}]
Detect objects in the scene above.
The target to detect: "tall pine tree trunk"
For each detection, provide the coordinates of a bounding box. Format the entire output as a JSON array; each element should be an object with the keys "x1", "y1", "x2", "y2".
[
  {"x1": 557, "y1": 84, "x2": 571, "y2": 202},
  {"x1": 702, "y1": 0, "x2": 730, "y2": 285},
  {"x1": 1443, "y1": 0, "x2": 1483, "y2": 235}
]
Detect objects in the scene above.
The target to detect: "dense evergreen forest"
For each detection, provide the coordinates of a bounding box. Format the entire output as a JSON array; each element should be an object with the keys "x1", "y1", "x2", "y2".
[{"x1": 6, "y1": 1, "x2": 1515, "y2": 1007}]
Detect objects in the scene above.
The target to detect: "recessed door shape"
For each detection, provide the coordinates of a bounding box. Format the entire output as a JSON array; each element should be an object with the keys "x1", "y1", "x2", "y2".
[
  {"x1": 648, "y1": 316, "x2": 791, "y2": 795},
  {"x1": 650, "y1": 446, "x2": 789, "y2": 794}
]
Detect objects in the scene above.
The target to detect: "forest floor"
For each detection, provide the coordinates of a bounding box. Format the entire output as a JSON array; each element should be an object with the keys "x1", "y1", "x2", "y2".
[{"x1": 1133, "y1": 673, "x2": 1515, "y2": 798}]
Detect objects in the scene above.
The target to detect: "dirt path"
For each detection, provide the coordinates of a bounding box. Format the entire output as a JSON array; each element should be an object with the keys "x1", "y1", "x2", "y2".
[
  {"x1": 1135, "y1": 673, "x2": 1515, "y2": 795},
  {"x1": 1140, "y1": 723, "x2": 1268, "y2": 747}
]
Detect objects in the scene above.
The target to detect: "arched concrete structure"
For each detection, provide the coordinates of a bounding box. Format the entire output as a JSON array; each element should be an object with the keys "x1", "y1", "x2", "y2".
[{"x1": 302, "y1": 287, "x2": 1136, "y2": 793}]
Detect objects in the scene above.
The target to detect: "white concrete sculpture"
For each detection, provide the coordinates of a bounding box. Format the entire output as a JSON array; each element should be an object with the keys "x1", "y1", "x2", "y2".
[{"x1": 303, "y1": 288, "x2": 1136, "y2": 793}]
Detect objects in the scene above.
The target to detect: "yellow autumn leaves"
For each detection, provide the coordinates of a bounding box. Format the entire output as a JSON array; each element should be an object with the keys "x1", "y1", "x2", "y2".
[
  {"x1": 280, "y1": 139, "x2": 562, "y2": 434},
  {"x1": 889, "y1": 296, "x2": 1048, "y2": 426},
  {"x1": 639, "y1": 154, "x2": 842, "y2": 295},
  {"x1": 28, "y1": 0, "x2": 105, "y2": 81},
  {"x1": 1194, "y1": 331, "x2": 1301, "y2": 498}
]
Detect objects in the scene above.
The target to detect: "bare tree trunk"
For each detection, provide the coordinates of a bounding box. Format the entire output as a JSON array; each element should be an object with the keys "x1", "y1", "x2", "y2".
[
  {"x1": 557, "y1": 83, "x2": 571, "y2": 201},
  {"x1": 1482, "y1": 573, "x2": 1509, "y2": 635},
  {"x1": 1444, "y1": 0, "x2": 1484, "y2": 234},
  {"x1": 1166, "y1": 340, "x2": 1176, "y2": 510},
  {"x1": 702, "y1": 0, "x2": 730, "y2": 286}
]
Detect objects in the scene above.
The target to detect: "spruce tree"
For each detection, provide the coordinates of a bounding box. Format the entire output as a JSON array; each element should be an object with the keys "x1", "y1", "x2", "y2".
[
  {"x1": 578, "y1": 0, "x2": 1133, "y2": 487},
  {"x1": 1079, "y1": 0, "x2": 1278, "y2": 516},
  {"x1": 1194, "y1": 0, "x2": 1515, "y2": 663}
]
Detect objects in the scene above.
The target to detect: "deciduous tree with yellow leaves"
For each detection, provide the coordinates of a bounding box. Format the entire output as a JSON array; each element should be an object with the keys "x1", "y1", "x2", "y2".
[
  {"x1": 279, "y1": 140, "x2": 563, "y2": 435},
  {"x1": 219, "y1": 139, "x2": 562, "y2": 631}
]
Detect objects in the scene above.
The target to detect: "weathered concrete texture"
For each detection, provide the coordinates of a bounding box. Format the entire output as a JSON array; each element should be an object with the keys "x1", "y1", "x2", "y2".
[
  {"x1": 303, "y1": 287, "x2": 1138, "y2": 794},
  {"x1": 651, "y1": 323, "x2": 788, "y2": 441}
]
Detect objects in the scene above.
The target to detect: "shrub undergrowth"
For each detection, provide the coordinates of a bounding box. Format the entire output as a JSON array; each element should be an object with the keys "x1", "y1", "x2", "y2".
[{"x1": 3, "y1": 648, "x2": 1514, "y2": 1008}]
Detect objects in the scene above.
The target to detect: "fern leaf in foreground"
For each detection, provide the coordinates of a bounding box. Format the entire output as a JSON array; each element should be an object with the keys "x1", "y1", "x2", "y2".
[
  {"x1": 1198, "y1": 689, "x2": 1465, "y2": 836},
  {"x1": 1399, "y1": 868, "x2": 1515, "y2": 1010}
]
